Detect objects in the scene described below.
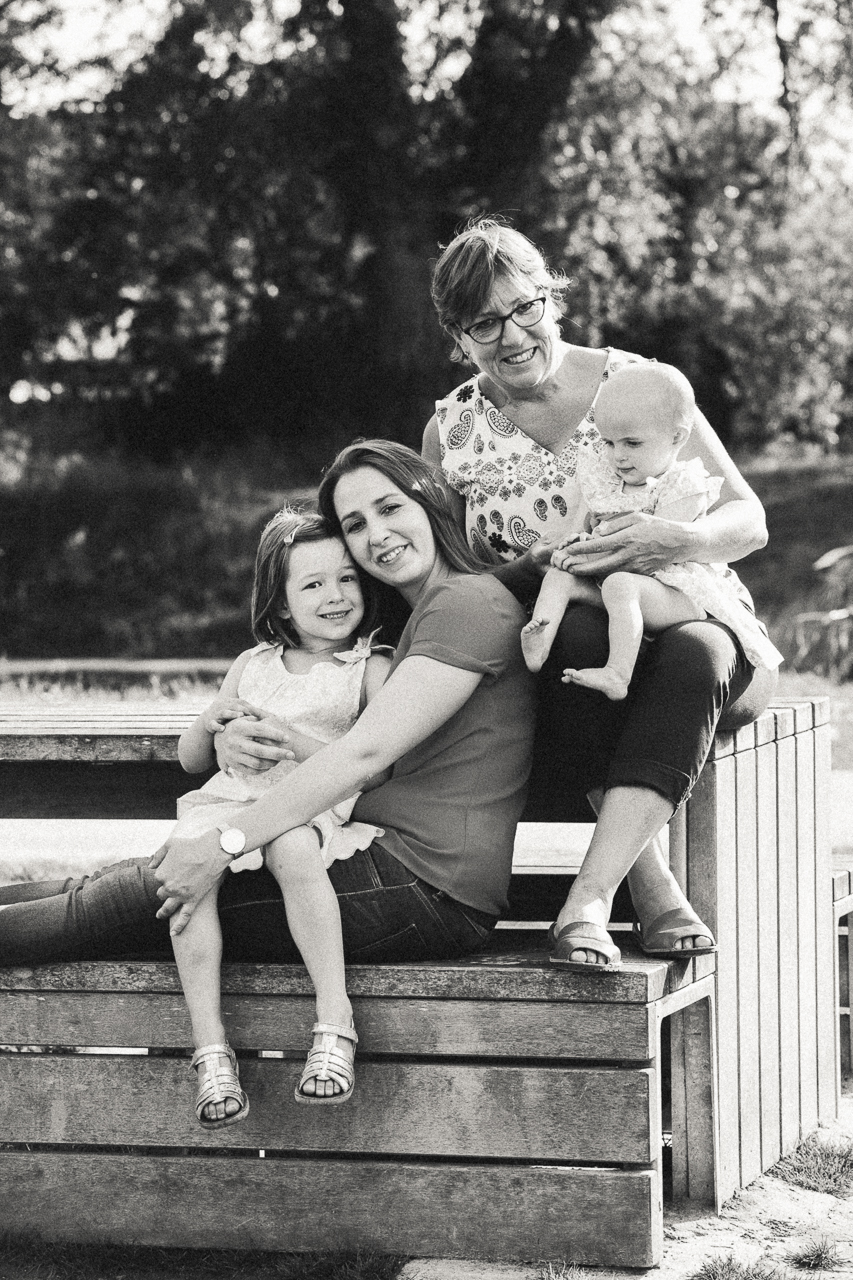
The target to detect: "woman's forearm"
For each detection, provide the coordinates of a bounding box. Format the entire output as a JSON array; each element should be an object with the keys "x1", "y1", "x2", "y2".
[
  {"x1": 234, "y1": 736, "x2": 381, "y2": 852},
  {"x1": 677, "y1": 497, "x2": 768, "y2": 565}
]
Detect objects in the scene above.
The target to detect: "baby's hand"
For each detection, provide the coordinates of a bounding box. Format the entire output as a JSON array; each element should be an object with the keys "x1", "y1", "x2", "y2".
[{"x1": 203, "y1": 697, "x2": 263, "y2": 735}]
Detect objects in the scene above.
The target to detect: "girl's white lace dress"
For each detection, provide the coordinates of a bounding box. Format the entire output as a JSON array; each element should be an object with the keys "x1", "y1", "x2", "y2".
[
  {"x1": 576, "y1": 450, "x2": 783, "y2": 671},
  {"x1": 171, "y1": 638, "x2": 383, "y2": 870}
]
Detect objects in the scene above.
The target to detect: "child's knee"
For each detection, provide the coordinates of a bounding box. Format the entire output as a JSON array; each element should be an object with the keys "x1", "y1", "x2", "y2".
[
  {"x1": 600, "y1": 571, "x2": 638, "y2": 602},
  {"x1": 265, "y1": 826, "x2": 323, "y2": 880}
]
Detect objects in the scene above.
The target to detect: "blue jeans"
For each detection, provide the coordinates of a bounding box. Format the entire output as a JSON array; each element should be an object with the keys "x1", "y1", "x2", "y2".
[{"x1": 0, "y1": 846, "x2": 497, "y2": 966}]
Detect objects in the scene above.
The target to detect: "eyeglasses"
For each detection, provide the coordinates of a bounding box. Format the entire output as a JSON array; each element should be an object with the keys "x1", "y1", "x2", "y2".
[{"x1": 460, "y1": 296, "x2": 547, "y2": 345}]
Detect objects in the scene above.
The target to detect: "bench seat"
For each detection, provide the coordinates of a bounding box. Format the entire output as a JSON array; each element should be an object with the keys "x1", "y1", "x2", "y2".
[
  {"x1": 0, "y1": 697, "x2": 837, "y2": 1267},
  {"x1": 0, "y1": 949, "x2": 715, "y2": 1266}
]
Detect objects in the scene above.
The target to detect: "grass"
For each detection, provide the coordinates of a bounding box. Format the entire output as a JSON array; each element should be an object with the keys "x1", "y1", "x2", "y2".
[
  {"x1": 0, "y1": 1237, "x2": 407, "y2": 1280},
  {"x1": 538, "y1": 1265, "x2": 591, "y2": 1280},
  {"x1": 787, "y1": 1237, "x2": 841, "y2": 1271},
  {"x1": 690, "y1": 1258, "x2": 783, "y2": 1280},
  {"x1": 771, "y1": 1131, "x2": 853, "y2": 1196}
]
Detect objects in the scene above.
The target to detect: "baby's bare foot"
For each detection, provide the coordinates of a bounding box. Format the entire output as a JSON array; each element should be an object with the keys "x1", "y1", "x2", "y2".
[
  {"x1": 521, "y1": 617, "x2": 552, "y2": 673},
  {"x1": 563, "y1": 665, "x2": 629, "y2": 700}
]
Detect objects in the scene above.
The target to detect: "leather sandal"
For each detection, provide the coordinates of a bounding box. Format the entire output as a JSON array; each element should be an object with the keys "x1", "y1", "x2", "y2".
[
  {"x1": 548, "y1": 920, "x2": 622, "y2": 971},
  {"x1": 190, "y1": 1041, "x2": 250, "y2": 1130},
  {"x1": 633, "y1": 906, "x2": 717, "y2": 957},
  {"x1": 295, "y1": 1021, "x2": 358, "y2": 1105}
]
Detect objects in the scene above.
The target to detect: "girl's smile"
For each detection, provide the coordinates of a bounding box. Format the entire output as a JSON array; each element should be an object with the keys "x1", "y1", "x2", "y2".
[{"x1": 279, "y1": 538, "x2": 365, "y2": 652}]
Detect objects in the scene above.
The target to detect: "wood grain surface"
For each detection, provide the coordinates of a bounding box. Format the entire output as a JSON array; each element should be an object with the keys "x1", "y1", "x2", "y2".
[{"x1": 0, "y1": 1151, "x2": 661, "y2": 1265}]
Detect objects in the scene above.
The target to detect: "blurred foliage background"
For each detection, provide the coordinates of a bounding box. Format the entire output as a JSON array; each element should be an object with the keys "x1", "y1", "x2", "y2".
[{"x1": 2, "y1": 0, "x2": 853, "y2": 659}]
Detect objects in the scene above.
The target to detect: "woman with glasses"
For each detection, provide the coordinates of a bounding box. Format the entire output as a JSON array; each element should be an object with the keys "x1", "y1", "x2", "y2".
[{"x1": 422, "y1": 217, "x2": 777, "y2": 970}]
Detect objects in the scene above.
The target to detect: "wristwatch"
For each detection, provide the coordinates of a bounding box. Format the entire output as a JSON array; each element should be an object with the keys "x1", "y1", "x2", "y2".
[{"x1": 216, "y1": 823, "x2": 247, "y2": 859}]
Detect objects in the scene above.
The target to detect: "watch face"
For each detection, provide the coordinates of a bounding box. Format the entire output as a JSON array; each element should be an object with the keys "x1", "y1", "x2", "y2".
[{"x1": 219, "y1": 827, "x2": 246, "y2": 856}]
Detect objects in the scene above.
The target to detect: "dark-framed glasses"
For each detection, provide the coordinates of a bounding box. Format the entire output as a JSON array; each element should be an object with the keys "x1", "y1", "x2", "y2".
[{"x1": 460, "y1": 296, "x2": 547, "y2": 345}]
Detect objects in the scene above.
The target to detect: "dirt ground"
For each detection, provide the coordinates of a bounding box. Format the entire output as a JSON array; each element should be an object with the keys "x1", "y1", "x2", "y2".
[{"x1": 399, "y1": 1096, "x2": 853, "y2": 1280}]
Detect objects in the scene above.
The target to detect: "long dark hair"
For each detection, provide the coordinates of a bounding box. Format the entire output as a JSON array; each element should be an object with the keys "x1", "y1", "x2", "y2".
[
  {"x1": 251, "y1": 506, "x2": 379, "y2": 649},
  {"x1": 317, "y1": 438, "x2": 482, "y2": 575},
  {"x1": 317, "y1": 440, "x2": 482, "y2": 644}
]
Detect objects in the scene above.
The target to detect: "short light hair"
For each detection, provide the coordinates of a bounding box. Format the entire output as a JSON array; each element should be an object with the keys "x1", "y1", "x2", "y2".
[
  {"x1": 430, "y1": 217, "x2": 573, "y2": 362},
  {"x1": 596, "y1": 362, "x2": 696, "y2": 435}
]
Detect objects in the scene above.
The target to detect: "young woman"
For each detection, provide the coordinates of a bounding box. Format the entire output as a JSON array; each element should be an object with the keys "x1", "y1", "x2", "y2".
[{"x1": 0, "y1": 444, "x2": 535, "y2": 1051}]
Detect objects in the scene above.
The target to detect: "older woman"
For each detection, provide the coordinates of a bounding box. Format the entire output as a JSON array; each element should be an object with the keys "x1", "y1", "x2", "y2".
[
  {"x1": 0, "y1": 444, "x2": 534, "y2": 996},
  {"x1": 422, "y1": 217, "x2": 777, "y2": 969}
]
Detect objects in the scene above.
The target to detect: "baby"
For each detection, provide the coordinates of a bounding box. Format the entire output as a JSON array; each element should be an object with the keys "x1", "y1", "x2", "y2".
[{"x1": 521, "y1": 362, "x2": 782, "y2": 697}]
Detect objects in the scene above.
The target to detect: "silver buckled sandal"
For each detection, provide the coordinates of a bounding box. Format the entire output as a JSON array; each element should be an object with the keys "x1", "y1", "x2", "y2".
[
  {"x1": 294, "y1": 1021, "x2": 358, "y2": 1105},
  {"x1": 190, "y1": 1041, "x2": 250, "y2": 1130}
]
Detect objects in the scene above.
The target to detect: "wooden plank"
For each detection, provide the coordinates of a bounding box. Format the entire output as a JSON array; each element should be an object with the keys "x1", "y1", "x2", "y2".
[
  {"x1": 795, "y1": 728, "x2": 819, "y2": 1137},
  {"x1": 0, "y1": 1151, "x2": 662, "y2": 1266},
  {"x1": 0, "y1": 991, "x2": 656, "y2": 1061},
  {"x1": 0, "y1": 1055, "x2": 656, "y2": 1162},
  {"x1": 776, "y1": 734, "x2": 801, "y2": 1154},
  {"x1": 732, "y1": 722, "x2": 757, "y2": 755},
  {"x1": 756, "y1": 740, "x2": 781, "y2": 1171},
  {"x1": 668, "y1": 996, "x2": 717, "y2": 1207},
  {"x1": 710, "y1": 755, "x2": 739, "y2": 1203},
  {"x1": 735, "y1": 746, "x2": 761, "y2": 1187},
  {"x1": 773, "y1": 706, "x2": 796, "y2": 742},
  {"x1": 683, "y1": 766, "x2": 719, "y2": 941},
  {"x1": 813, "y1": 722, "x2": 837, "y2": 1122},
  {"x1": 847, "y1": 923, "x2": 853, "y2": 1090},
  {"x1": 0, "y1": 953, "x2": 690, "y2": 1005}
]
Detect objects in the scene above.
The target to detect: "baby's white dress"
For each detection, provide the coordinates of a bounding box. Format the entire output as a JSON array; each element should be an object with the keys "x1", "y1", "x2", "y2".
[
  {"x1": 577, "y1": 451, "x2": 783, "y2": 671},
  {"x1": 171, "y1": 638, "x2": 383, "y2": 870}
]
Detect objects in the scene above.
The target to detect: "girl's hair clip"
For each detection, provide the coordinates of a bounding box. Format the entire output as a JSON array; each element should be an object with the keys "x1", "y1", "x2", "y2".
[
  {"x1": 282, "y1": 530, "x2": 296, "y2": 545},
  {"x1": 411, "y1": 480, "x2": 422, "y2": 492}
]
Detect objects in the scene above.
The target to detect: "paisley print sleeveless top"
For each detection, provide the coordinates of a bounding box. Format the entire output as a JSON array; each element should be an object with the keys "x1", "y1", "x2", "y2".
[{"x1": 434, "y1": 347, "x2": 647, "y2": 562}]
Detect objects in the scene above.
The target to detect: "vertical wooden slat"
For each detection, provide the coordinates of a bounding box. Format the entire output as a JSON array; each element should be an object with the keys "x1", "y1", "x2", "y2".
[
  {"x1": 689, "y1": 755, "x2": 738, "y2": 1203},
  {"x1": 795, "y1": 728, "x2": 819, "y2": 1137},
  {"x1": 735, "y1": 746, "x2": 761, "y2": 1186},
  {"x1": 669, "y1": 1010, "x2": 688, "y2": 1201},
  {"x1": 668, "y1": 997, "x2": 718, "y2": 1207},
  {"x1": 813, "y1": 722, "x2": 836, "y2": 1122},
  {"x1": 755, "y1": 740, "x2": 781, "y2": 1171},
  {"x1": 775, "y1": 732, "x2": 800, "y2": 1154},
  {"x1": 847, "y1": 920, "x2": 853, "y2": 1088}
]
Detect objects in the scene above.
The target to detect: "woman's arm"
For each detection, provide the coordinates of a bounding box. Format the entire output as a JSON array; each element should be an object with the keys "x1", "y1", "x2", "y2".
[
  {"x1": 214, "y1": 651, "x2": 394, "y2": 774},
  {"x1": 560, "y1": 410, "x2": 767, "y2": 578},
  {"x1": 152, "y1": 654, "x2": 482, "y2": 930}
]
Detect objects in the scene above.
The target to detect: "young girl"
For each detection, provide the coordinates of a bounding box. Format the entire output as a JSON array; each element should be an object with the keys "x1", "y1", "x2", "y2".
[
  {"x1": 521, "y1": 362, "x2": 782, "y2": 697},
  {"x1": 170, "y1": 508, "x2": 391, "y2": 1127}
]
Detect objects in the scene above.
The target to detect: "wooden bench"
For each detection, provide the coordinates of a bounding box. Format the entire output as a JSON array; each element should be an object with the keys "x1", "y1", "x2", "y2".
[{"x1": 0, "y1": 698, "x2": 836, "y2": 1267}]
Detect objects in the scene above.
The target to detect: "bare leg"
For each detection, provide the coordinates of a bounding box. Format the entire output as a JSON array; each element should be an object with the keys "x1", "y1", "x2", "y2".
[
  {"x1": 265, "y1": 826, "x2": 353, "y2": 1100},
  {"x1": 170, "y1": 882, "x2": 243, "y2": 1123},
  {"x1": 553, "y1": 784, "x2": 676, "y2": 964},
  {"x1": 522, "y1": 568, "x2": 602, "y2": 672},
  {"x1": 565, "y1": 573, "x2": 704, "y2": 700}
]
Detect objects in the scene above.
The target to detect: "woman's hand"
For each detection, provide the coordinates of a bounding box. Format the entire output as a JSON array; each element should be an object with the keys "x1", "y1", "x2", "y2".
[
  {"x1": 150, "y1": 829, "x2": 231, "y2": 935},
  {"x1": 557, "y1": 512, "x2": 694, "y2": 578},
  {"x1": 204, "y1": 697, "x2": 263, "y2": 735},
  {"x1": 214, "y1": 712, "x2": 295, "y2": 774}
]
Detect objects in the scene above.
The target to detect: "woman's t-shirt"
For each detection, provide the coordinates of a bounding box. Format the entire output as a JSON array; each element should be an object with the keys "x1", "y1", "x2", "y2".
[{"x1": 352, "y1": 572, "x2": 535, "y2": 917}]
